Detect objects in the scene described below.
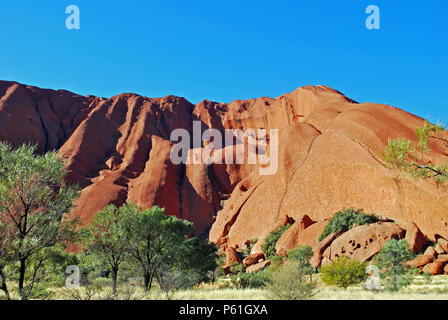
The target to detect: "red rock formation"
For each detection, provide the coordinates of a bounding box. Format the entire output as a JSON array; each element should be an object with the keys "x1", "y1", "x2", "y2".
[
  {"x1": 246, "y1": 260, "x2": 271, "y2": 273},
  {"x1": 423, "y1": 261, "x2": 446, "y2": 275},
  {"x1": 324, "y1": 222, "x2": 405, "y2": 263},
  {"x1": 225, "y1": 247, "x2": 241, "y2": 267},
  {"x1": 1, "y1": 80, "x2": 448, "y2": 253},
  {"x1": 398, "y1": 221, "x2": 428, "y2": 253},
  {"x1": 275, "y1": 215, "x2": 315, "y2": 257},
  {"x1": 242, "y1": 253, "x2": 265, "y2": 268},
  {"x1": 407, "y1": 255, "x2": 435, "y2": 268}
]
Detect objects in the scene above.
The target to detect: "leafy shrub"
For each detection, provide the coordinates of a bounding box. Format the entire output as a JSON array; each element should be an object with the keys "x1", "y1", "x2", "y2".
[
  {"x1": 229, "y1": 262, "x2": 245, "y2": 274},
  {"x1": 287, "y1": 245, "x2": 314, "y2": 280},
  {"x1": 91, "y1": 277, "x2": 113, "y2": 290},
  {"x1": 262, "y1": 224, "x2": 291, "y2": 258},
  {"x1": 268, "y1": 256, "x2": 285, "y2": 273},
  {"x1": 231, "y1": 270, "x2": 271, "y2": 289},
  {"x1": 319, "y1": 208, "x2": 379, "y2": 241},
  {"x1": 266, "y1": 261, "x2": 316, "y2": 300},
  {"x1": 374, "y1": 239, "x2": 415, "y2": 292},
  {"x1": 241, "y1": 238, "x2": 258, "y2": 259},
  {"x1": 320, "y1": 256, "x2": 368, "y2": 289}
]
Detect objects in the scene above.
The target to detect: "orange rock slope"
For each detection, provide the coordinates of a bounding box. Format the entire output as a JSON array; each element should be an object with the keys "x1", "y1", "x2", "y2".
[{"x1": 1, "y1": 80, "x2": 447, "y2": 252}]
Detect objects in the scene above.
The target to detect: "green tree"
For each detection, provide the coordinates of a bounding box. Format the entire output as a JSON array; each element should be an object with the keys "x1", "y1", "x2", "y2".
[
  {"x1": 374, "y1": 239, "x2": 415, "y2": 292},
  {"x1": 266, "y1": 261, "x2": 316, "y2": 300},
  {"x1": 287, "y1": 245, "x2": 314, "y2": 281},
  {"x1": 0, "y1": 143, "x2": 79, "y2": 299},
  {"x1": 415, "y1": 120, "x2": 445, "y2": 160},
  {"x1": 122, "y1": 205, "x2": 193, "y2": 292},
  {"x1": 319, "y1": 208, "x2": 379, "y2": 241},
  {"x1": 0, "y1": 219, "x2": 12, "y2": 299},
  {"x1": 384, "y1": 121, "x2": 448, "y2": 183},
  {"x1": 81, "y1": 204, "x2": 133, "y2": 295},
  {"x1": 176, "y1": 237, "x2": 218, "y2": 284},
  {"x1": 229, "y1": 262, "x2": 245, "y2": 274},
  {"x1": 262, "y1": 224, "x2": 290, "y2": 258},
  {"x1": 231, "y1": 270, "x2": 271, "y2": 289},
  {"x1": 320, "y1": 256, "x2": 368, "y2": 289}
]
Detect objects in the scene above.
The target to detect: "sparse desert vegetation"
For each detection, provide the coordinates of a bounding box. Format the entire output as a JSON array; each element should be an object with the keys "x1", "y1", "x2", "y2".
[{"x1": 2, "y1": 123, "x2": 448, "y2": 301}]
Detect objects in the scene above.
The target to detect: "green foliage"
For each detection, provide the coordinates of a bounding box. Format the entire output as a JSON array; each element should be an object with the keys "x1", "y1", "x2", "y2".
[
  {"x1": 231, "y1": 270, "x2": 271, "y2": 289},
  {"x1": 262, "y1": 224, "x2": 291, "y2": 258},
  {"x1": 384, "y1": 121, "x2": 448, "y2": 183},
  {"x1": 383, "y1": 138, "x2": 412, "y2": 169},
  {"x1": 122, "y1": 204, "x2": 194, "y2": 291},
  {"x1": 288, "y1": 245, "x2": 314, "y2": 277},
  {"x1": 266, "y1": 261, "x2": 316, "y2": 300},
  {"x1": 288, "y1": 245, "x2": 313, "y2": 264},
  {"x1": 229, "y1": 262, "x2": 245, "y2": 274},
  {"x1": 415, "y1": 120, "x2": 445, "y2": 158},
  {"x1": 320, "y1": 256, "x2": 368, "y2": 289},
  {"x1": 156, "y1": 267, "x2": 193, "y2": 300},
  {"x1": 0, "y1": 142, "x2": 80, "y2": 299},
  {"x1": 241, "y1": 238, "x2": 258, "y2": 259},
  {"x1": 287, "y1": 245, "x2": 314, "y2": 278},
  {"x1": 176, "y1": 237, "x2": 219, "y2": 284},
  {"x1": 374, "y1": 239, "x2": 415, "y2": 292},
  {"x1": 268, "y1": 255, "x2": 285, "y2": 273},
  {"x1": 81, "y1": 204, "x2": 134, "y2": 294},
  {"x1": 319, "y1": 208, "x2": 379, "y2": 241}
]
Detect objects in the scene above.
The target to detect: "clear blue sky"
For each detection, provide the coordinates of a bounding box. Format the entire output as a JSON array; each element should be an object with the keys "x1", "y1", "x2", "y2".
[{"x1": 0, "y1": 1, "x2": 446, "y2": 121}]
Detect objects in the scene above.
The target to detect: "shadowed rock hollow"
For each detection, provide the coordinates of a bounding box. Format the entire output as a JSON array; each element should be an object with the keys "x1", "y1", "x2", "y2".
[{"x1": 1, "y1": 80, "x2": 447, "y2": 256}]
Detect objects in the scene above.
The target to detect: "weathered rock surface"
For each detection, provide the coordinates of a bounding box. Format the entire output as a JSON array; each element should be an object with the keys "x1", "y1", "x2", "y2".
[
  {"x1": 242, "y1": 253, "x2": 265, "y2": 268},
  {"x1": 295, "y1": 220, "x2": 329, "y2": 249},
  {"x1": 407, "y1": 255, "x2": 436, "y2": 268},
  {"x1": 225, "y1": 247, "x2": 241, "y2": 266},
  {"x1": 326, "y1": 222, "x2": 405, "y2": 263},
  {"x1": 396, "y1": 221, "x2": 428, "y2": 253},
  {"x1": 310, "y1": 231, "x2": 343, "y2": 269},
  {"x1": 437, "y1": 237, "x2": 448, "y2": 253},
  {"x1": 1, "y1": 80, "x2": 448, "y2": 251},
  {"x1": 246, "y1": 260, "x2": 271, "y2": 273},
  {"x1": 424, "y1": 246, "x2": 438, "y2": 259},
  {"x1": 275, "y1": 215, "x2": 315, "y2": 257},
  {"x1": 423, "y1": 261, "x2": 447, "y2": 275}
]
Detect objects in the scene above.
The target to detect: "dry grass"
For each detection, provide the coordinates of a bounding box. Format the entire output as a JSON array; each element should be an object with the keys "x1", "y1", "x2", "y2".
[{"x1": 3, "y1": 275, "x2": 448, "y2": 300}]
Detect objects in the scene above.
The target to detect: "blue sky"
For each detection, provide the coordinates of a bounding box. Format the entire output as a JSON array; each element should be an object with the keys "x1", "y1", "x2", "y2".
[{"x1": 0, "y1": 1, "x2": 446, "y2": 121}]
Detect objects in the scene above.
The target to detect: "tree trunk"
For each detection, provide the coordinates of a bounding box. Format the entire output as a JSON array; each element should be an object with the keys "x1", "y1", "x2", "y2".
[
  {"x1": 0, "y1": 269, "x2": 10, "y2": 300},
  {"x1": 149, "y1": 273, "x2": 155, "y2": 292},
  {"x1": 112, "y1": 268, "x2": 118, "y2": 295},
  {"x1": 18, "y1": 258, "x2": 26, "y2": 299},
  {"x1": 144, "y1": 273, "x2": 151, "y2": 292}
]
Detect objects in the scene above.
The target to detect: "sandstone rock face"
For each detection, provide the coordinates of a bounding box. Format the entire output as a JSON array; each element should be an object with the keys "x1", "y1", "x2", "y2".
[
  {"x1": 1, "y1": 80, "x2": 448, "y2": 250},
  {"x1": 437, "y1": 238, "x2": 448, "y2": 253},
  {"x1": 435, "y1": 244, "x2": 445, "y2": 255},
  {"x1": 407, "y1": 255, "x2": 435, "y2": 268},
  {"x1": 246, "y1": 260, "x2": 271, "y2": 273},
  {"x1": 423, "y1": 261, "x2": 447, "y2": 275},
  {"x1": 275, "y1": 215, "x2": 315, "y2": 257},
  {"x1": 397, "y1": 221, "x2": 428, "y2": 253},
  {"x1": 295, "y1": 221, "x2": 329, "y2": 249},
  {"x1": 310, "y1": 231, "x2": 343, "y2": 269},
  {"x1": 435, "y1": 256, "x2": 448, "y2": 264},
  {"x1": 242, "y1": 253, "x2": 265, "y2": 268},
  {"x1": 225, "y1": 247, "x2": 241, "y2": 266},
  {"x1": 325, "y1": 222, "x2": 405, "y2": 263},
  {"x1": 424, "y1": 246, "x2": 438, "y2": 259}
]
